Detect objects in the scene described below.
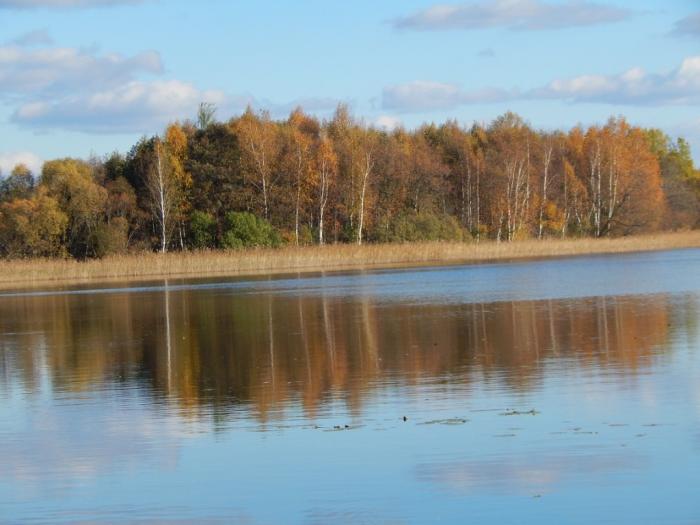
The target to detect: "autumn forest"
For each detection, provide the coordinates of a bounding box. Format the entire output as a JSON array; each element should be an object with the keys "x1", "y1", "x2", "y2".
[{"x1": 1, "y1": 104, "x2": 699, "y2": 260}]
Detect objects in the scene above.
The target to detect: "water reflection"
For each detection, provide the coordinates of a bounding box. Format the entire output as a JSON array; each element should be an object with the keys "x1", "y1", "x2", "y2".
[
  {"x1": 2, "y1": 257, "x2": 700, "y2": 524},
  {"x1": 0, "y1": 285, "x2": 690, "y2": 423},
  {"x1": 416, "y1": 450, "x2": 646, "y2": 494}
]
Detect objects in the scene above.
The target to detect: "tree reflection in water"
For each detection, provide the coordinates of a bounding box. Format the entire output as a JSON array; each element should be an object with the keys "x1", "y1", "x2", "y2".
[{"x1": 0, "y1": 284, "x2": 693, "y2": 424}]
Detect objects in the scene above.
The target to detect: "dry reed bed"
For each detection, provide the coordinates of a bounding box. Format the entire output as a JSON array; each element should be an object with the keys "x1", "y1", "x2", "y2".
[{"x1": 1, "y1": 231, "x2": 699, "y2": 291}]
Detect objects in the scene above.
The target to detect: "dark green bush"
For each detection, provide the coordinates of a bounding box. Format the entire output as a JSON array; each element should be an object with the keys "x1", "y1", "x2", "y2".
[
  {"x1": 222, "y1": 211, "x2": 281, "y2": 249},
  {"x1": 189, "y1": 211, "x2": 217, "y2": 249}
]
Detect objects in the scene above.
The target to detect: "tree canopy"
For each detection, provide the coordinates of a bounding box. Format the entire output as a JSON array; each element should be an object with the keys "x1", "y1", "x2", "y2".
[{"x1": 0, "y1": 107, "x2": 698, "y2": 259}]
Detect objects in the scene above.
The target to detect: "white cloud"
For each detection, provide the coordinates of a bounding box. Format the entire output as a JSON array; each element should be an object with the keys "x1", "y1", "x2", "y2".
[
  {"x1": 0, "y1": 39, "x2": 336, "y2": 134},
  {"x1": 416, "y1": 451, "x2": 643, "y2": 494},
  {"x1": 0, "y1": 151, "x2": 43, "y2": 175},
  {"x1": 0, "y1": 0, "x2": 143, "y2": 8},
  {"x1": 12, "y1": 80, "x2": 227, "y2": 133},
  {"x1": 0, "y1": 44, "x2": 162, "y2": 98},
  {"x1": 394, "y1": 0, "x2": 633, "y2": 31},
  {"x1": 10, "y1": 85, "x2": 343, "y2": 133},
  {"x1": 383, "y1": 80, "x2": 515, "y2": 112},
  {"x1": 672, "y1": 12, "x2": 700, "y2": 37},
  {"x1": 535, "y1": 56, "x2": 700, "y2": 105},
  {"x1": 382, "y1": 56, "x2": 700, "y2": 112},
  {"x1": 374, "y1": 115, "x2": 403, "y2": 130},
  {"x1": 0, "y1": 40, "x2": 204, "y2": 133}
]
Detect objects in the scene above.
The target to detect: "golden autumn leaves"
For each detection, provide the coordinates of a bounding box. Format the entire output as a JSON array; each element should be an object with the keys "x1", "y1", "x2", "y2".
[{"x1": 0, "y1": 106, "x2": 698, "y2": 260}]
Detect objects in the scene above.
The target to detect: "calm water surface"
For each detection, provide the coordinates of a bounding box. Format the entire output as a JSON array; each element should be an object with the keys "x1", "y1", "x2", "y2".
[{"x1": 1, "y1": 250, "x2": 700, "y2": 524}]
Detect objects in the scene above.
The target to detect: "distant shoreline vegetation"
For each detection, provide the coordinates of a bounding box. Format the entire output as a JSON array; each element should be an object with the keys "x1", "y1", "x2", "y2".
[
  {"x1": 0, "y1": 104, "x2": 698, "y2": 261},
  {"x1": 1, "y1": 232, "x2": 699, "y2": 290}
]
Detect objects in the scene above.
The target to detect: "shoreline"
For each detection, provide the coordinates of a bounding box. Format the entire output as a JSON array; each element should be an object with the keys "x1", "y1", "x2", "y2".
[{"x1": 1, "y1": 231, "x2": 699, "y2": 292}]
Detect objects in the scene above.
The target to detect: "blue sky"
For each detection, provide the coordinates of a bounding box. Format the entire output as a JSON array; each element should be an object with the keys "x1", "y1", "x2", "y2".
[{"x1": 0, "y1": 0, "x2": 698, "y2": 173}]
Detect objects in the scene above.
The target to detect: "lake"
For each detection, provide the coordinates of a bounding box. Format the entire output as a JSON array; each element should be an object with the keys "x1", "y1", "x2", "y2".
[{"x1": 1, "y1": 249, "x2": 700, "y2": 524}]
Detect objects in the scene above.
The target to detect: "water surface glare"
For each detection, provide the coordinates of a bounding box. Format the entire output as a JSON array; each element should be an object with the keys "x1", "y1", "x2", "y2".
[{"x1": 1, "y1": 249, "x2": 699, "y2": 524}]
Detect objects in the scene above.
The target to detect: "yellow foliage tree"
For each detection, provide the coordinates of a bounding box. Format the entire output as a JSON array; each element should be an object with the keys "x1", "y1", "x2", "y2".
[
  {"x1": 0, "y1": 188, "x2": 68, "y2": 257},
  {"x1": 41, "y1": 159, "x2": 107, "y2": 256}
]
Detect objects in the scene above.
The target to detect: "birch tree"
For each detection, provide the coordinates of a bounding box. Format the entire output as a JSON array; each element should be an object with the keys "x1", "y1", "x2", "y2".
[
  {"x1": 145, "y1": 139, "x2": 181, "y2": 253},
  {"x1": 165, "y1": 123, "x2": 191, "y2": 249},
  {"x1": 286, "y1": 109, "x2": 317, "y2": 245},
  {"x1": 355, "y1": 129, "x2": 378, "y2": 245},
  {"x1": 315, "y1": 134, "x2": 337, "y2": 245},
  {"x1": 233, "y1": 108, "x2": 280, "y2": 220},
  {"x1": 488, "y1": 113, "x2": 533, "y2": 241},
  {"x1": 537, "y1": 133, "x2": 556, "y2": 239}
]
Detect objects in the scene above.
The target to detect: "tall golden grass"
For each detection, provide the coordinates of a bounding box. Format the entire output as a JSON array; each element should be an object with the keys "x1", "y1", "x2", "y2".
[{"x1": 1, "y1": 231, "x2": 699, "y2": 290}]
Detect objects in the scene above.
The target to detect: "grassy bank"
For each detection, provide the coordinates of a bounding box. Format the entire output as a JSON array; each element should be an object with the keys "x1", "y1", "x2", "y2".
[{"x1": 1, "y1": 231, "x2": 699, "y2": 291}]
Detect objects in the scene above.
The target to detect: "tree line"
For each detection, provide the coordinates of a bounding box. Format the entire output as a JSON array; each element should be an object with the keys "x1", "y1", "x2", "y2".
[{"x1": 0, "y1": 104, "x2": 698, "y2": 259}]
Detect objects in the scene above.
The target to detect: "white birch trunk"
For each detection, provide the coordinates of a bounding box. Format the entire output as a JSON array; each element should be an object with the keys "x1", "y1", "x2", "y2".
[{"x1": 356, "y1": 152, "x2": 373, "y2": 246}]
